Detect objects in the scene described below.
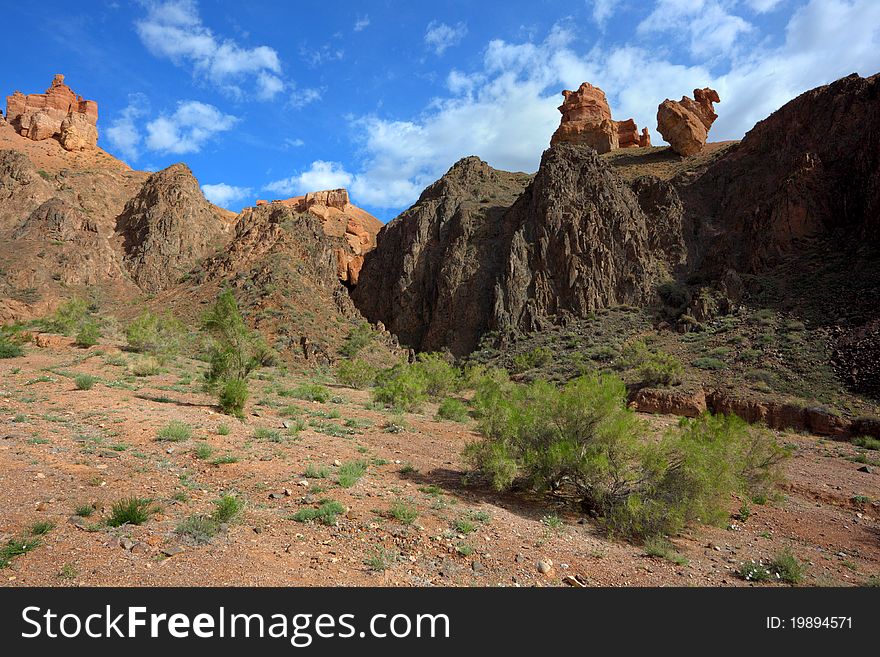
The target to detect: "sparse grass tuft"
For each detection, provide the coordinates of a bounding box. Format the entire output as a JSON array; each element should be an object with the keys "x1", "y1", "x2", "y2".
[
  {"x1": 156, "y1": 421, "x2": 192, "y2": 442},
  {"x1": 107, "y1": 497, "x2": 153, "y2": 527},
  {"x1": 74, "y1": 374, "x2": 97, "y2": 390},
  {"x1": 291, "y1": 499, "x2": 345, "y2": 525},
  {"x1": 337, "y1": 460, "x2": 368, "y2": 488},
  {"x1": 389, "y1": 499, "x2": 419, "y2": 525}
]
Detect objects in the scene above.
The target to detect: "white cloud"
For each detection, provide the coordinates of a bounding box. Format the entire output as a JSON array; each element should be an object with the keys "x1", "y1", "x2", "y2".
[
  {"x1": 354, "y1": 15, "x2": 370, "y2": 32},
  {"x1": 284, "y1": 137, "x2": 305, "y2": 149},
  {"x1": 201, "y1": 182, "x2": 252, "y2": 208},
  {"x1": 136, "y1": 0, "x2": 285, "y2": 99},
  {"x1": 289, "y1": 86, "x2": 323, "y2": 109},
  {"x1": 744, "y1": 0, "x2": 785, "y2": 12},
  {"x1": 145, "y1": 101, "x2": 238, "y2": 154},
  {"x1": 301, "y1": 43, "x2": 345, "y2": 67},
  {"x1": 590, "y1": 0, "x2": 618, "y2": 27},
  {"x1": 264, "y1": 161, "x2": 354, "y2": 197},
  {"x1": 106, "y1": 93, "x2": 150, "y2": 161},
  {"x1": 424, "y1": 21, "x2": 468, "y2": 55},
  {"x1": 637, "y1": 0, "x2": 754, "y2": 59},
  {"x1": 342, "y1": 1, "x2": 880, "y2": 210}
]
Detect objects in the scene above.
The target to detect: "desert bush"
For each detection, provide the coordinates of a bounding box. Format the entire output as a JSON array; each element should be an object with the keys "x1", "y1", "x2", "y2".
[
  {"x1": 853, "y1": 436, "x2": 880, "y2": 451},
  {"x1": 292, "y1": 500, "x2": 345, "y2": 525},
  {"x1": 337, "y1": 460, "x2": 368, "y2": 488},
  {"x1": 335, "y1": 358, "x2": 377, "y2": 389},
  {"x1": 620, "y1": 340, "x2": 683, "y2": 386},
  {"x1": 512, "y1": 346, "x2": 554, "y2": 373},
  {"x1": 292, "y1": 383, "x2": 330, "y2": 403},
  {"x1": 465, "y1": 373, "x2": 785, "y2": 541},
  {"x1": 75, "y1": 320, "x2": 101, "y2": 348},
  {"x1": 436, "y1": 398, "x2": 469, "y2": 422},
  {"x1": 218, "y1": 378, "x2": 249, "y2": 418},
  {"x1": 74, "y1": 374, "x2": 97, "y2": 390},
  {"x1": 373, "y1": 355, "x2": 463, "y2": 411},
  {"x1": 130, "y1": 356, "x2": 161, "y2": 377},
  {"x1": 692, "y1": 357, "x2": 725, "y2": 370},
  {"x1": 125, "y1": 311, "x2": 187, "y2": 362},
  {"x1": 413, "y1": 352, "x2": 459, "y2": 397},
  {"x1": 0, "y1": 337, "x2": 24, "y2": 359},
  {"x1": 373, "y1": 364, "x2": 428, "y2": 411},
  {"x1": 202, "y1": 289, "x2": 271, "y2": 417},
  {"x1": 42, "y1": 297, "x2": 89, "y2": 335},
  {"x1": 339, "y1": 322, "x2": 374, "y2": 358}
]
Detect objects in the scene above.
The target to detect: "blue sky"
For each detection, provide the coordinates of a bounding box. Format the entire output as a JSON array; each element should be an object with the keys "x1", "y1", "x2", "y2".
[{"x1": 2, "y1": 0, "x2": 878, "y2": 220}]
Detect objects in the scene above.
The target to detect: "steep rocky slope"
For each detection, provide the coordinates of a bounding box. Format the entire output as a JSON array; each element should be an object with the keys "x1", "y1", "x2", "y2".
[
  {"x1": 354, "y1": 146, "x2": 685, "y2": 356},
  {"x1": 155, "y1": 201, "x2": 386, "y2": 361},
  {"x1": 116, "y1": 163, "x2": 235, "y2": 293},
  {"x1": 353, "y1": 157, "x2": 532, "y2": 355}
]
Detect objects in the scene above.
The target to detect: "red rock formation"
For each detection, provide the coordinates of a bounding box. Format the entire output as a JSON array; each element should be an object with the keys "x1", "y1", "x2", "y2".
[
  {"x1": 656, "y1": 87, "x2": 719, "y2": 156},
  {"x1": 5, "y1": 74, "x2": 98, "y2": 151},
  {"x1": 263, "y1": 189, "x2": 381, "y2": 285},
  {"x1": 639, "y1": 127, "x2": 651, "y2": 148},
  {"x1": 551, "y1": 82, "x2": 650, "y2": 153},
  {"x1": 616, "y1": 118, "x2": 640, "y2": 148}
]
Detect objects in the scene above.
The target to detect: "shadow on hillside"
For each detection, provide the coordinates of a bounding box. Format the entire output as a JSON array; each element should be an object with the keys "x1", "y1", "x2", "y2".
[
  {"x1": 400, "y1": 467, "x2": 577, "y2": 524},
  {"x1": 134, "y1": 392, "x2": 218, "y2": 411}
]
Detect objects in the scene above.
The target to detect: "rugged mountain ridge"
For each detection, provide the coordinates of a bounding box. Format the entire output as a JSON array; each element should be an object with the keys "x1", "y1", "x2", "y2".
[
  {"x1": 354, "y1": 145, "x2": 686, "y2": 356},
  {"x1": 116, "y1": 163, "x2": 235, "y2": 293}
]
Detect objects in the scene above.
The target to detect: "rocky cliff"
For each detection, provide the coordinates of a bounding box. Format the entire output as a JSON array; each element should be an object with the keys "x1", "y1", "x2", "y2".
[
  {"x1": 354, "y1": 145, "x2": 685, "y2": 356},
  {"x1": 116, "y1": 163, "x2": 235, "y2": 293},
  {"x1": 5, "y1": 74, "x2": 98, "y2": 151},
  {"x1": 255, "y1": 189, "x2": 382, "y2": 285}
]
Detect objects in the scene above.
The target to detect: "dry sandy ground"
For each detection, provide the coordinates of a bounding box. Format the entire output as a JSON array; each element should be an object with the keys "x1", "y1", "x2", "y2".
[{"x1": 1, "y1": 338, "x2": 878, "y2": 588}]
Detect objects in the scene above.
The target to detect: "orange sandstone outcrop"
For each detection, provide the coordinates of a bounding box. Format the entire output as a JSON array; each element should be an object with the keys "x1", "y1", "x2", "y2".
[
  {"x1": 656, "y1": 87, "x2": 720, "y2": 156},
  {"x1": 5, "y1": 74, "x2": 98, "y2": 151},
  {"x1": 551, "y1": 82, "x2": 651, "y2": 153},
  {"x1": 262, "y1": 189, "x2": 381, "y2": 285}
]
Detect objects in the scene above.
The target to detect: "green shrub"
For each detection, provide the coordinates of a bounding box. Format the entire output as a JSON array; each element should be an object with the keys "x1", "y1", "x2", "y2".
[
  {"x1": 771, "y1": 549, "x2": 804, "y2": 584},
  {"x1": 43, "y1": 298, "x2": 89, "y2": 335},
  {"x1": 512, "y1": 346, "x2": 554, "y2": 373},
  {"x1": 156, "y1": 421, "x2": 192, "y2": 442},
  {"x1": 74, "y1": 320, "x2": 101, "y2": 348},
  {"x1": 436, "y1": 398, "x2": 469, "y2": 422},
  {"x1": 373, "y1": 365, "x2": 427, "y2": 411},
  {"x1": 218, "y1": 378, "x2": 249, "y2": 418},
  {"x1": 125, "y1": 311, "x2": 187, "y2": 362},
  {"x1": 253, "y1": 427, "x2": 282, "y2": 442},
  {"x1": 74, "y1": 374, "x2": 97, "y2": 390},
  {"x1": 292, "y1": 499, "x2": 345, "y2": 525},
  {"x1": 304, "y1": 463, "x2": 330, "y2": 479},
  {"x1": 339, "y1": 323, "x2": 374, "y2": 357},
  {"x1": 621, "y1": 340, "x2": 683, "y2": 386},
  {"x1": 193, "y1": 443, "x2": 214, "y2": 460},
  {"x1": 292, "y1": 383, "x2": 330, "y2": 403},
  {"x1": 216, "y1": 423, "x2": 231, "y2": 436},
  {"x1": 0, "y1": 337, "x2": 24, "y2": 359},
  {"x1": 413, "y1": 353, "x2": 459, "y2": 397},
  {"x1": 107, "y1": 497, "x2": 153, "y2": 527},
  {"x1": 738, "y1": 550, "x2": 804, "y2": 584},
  {"x1": 465, "y1": 373, "x2": 785, "y2": 541},
  {"x1": 853, "y1": 436, "x2": 880, "y2": 451},
  {"x1": 335, "y1": 359, "x2": 377, "y2": 389},
  {"x1": 657, "y1": 280, "x2": 690, "y2": 312},
  {"x1": 212, "y1": 494, "x2": 245, "y2": 523},
  {"x1": 202, "y1": 290, "x2": 271, "y2": 416},
  {"x1": 638, "y1": 352, "x2": 684, "y2": 386},
  {"x1": 389, "y1": 499, "x2": 418, "y2": 525},
  {"x1": 692, "y1": 357, "x2": 725, "y2": 370}
]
